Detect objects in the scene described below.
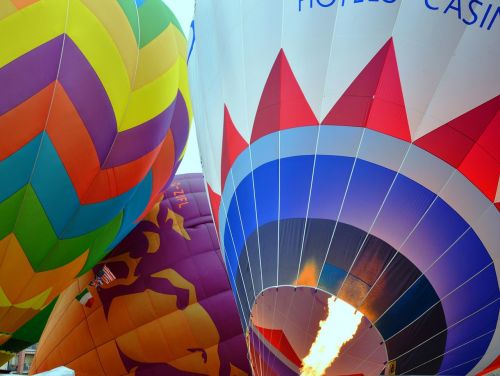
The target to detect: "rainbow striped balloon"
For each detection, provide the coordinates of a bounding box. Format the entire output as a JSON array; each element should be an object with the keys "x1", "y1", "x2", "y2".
[{"x1": 0, "y1": 0, "x2": 191, "y2": 362}]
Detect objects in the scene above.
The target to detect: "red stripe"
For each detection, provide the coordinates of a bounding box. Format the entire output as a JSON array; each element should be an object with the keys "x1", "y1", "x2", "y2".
[
  {"x1": 46, "y1": 84, "x2": 164, "y2": 204},
  {"x1": 0, "y1": 83, "x2": 54, "y2": 160}
]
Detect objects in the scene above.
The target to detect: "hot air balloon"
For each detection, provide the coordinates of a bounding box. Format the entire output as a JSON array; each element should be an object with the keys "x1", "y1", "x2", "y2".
[
  {"x1": 0, "y1": 0, "x2": 191, "y2": 363},
  {"x1": 188, "y1": 2, "x2": 500, "y2": 375},
  {"x1": 30, "y1": 174, "x2": 250, "y2": 376}
]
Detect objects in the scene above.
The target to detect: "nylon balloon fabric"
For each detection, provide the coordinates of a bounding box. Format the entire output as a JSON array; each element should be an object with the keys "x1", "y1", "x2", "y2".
[
  {"x1": 188, "y1": 2, "x2": 499, "y2": 375},
  {"x1": 30, "y1": 174, "x2": 250, "y2": 376},
  {"x1": 0, "y1": 0, "x2": 190, "y2": 361}
]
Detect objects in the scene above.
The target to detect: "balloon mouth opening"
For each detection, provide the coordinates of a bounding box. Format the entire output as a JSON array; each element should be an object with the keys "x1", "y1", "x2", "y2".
[{"x1": 246, "y1": 286, "x2": 388, "y2": 376}]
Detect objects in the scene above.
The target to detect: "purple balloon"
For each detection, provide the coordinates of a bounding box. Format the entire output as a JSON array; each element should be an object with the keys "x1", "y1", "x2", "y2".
[{"x1": 93, "y1": 173, "x2": 250, "y2": 375}]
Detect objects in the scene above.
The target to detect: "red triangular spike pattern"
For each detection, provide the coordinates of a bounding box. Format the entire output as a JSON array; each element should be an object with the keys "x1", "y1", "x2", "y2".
[
  {"x1": 255, "y1": 325, "x2": 302, "y2": 368},
  {"x1": 366, "y1": 40, "x2": 411, "y2": 141},
  {"x1": 415, "y1": 96, "x2": 500, "y2": 203},
  {"x1": 206, "y1": 183, "x2": 221, "y2": 232},
  {"x1": 322, "y1": 39, "x2": 411, "y2": 142},
  {"x1": 322, "y1": 41, "x2": 390, "y2": 127},
  {"x1": 415, "y1": 96, "x2": 499, "y2": 166},
  {"x1": 221, "y1": 106, "x2": 248, "y2": 189},
  {"x1": 251, "y1": 49, "x2": 318, "y2": 143},
  {"x1": 473, "y1": 97, "x2": 500, "y2": 164}
]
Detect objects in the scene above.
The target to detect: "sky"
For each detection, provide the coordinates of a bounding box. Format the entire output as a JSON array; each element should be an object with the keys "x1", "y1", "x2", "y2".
[{"x1": 162, "y1": 0, "x2": 202, "y2": 174}]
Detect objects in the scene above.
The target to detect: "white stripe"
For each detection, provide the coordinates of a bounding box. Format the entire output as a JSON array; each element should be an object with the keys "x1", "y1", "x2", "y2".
[{"x1": 218, "y1": 126, "x2": 499, "y2": 281}]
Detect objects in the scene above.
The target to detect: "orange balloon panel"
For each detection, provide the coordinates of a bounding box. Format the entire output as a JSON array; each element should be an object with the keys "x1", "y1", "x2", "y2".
[{"x1": 30, "y1": 174, "x2": 250, "y2": 376}]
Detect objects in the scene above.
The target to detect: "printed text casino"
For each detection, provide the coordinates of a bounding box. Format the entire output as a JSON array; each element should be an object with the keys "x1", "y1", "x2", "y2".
[{"x1": 298, "y1": 0, "x2": 499, "y2": 31}]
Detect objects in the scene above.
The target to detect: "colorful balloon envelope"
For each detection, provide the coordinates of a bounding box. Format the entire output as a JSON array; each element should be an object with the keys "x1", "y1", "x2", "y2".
[
  {"x1": 189, "y1": 2, "x2": 500, "y2": 375},
  {"x1": 0, "y1": 0, "x2": 191, "y2": 361},
  {"x1": 30, "y1": 174, "x2": 250, "y2": 376}
]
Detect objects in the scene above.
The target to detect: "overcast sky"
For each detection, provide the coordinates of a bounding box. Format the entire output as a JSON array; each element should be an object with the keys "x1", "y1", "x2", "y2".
[{"x1": 163, "y1": 0, "x2": 202, "y2": 174}]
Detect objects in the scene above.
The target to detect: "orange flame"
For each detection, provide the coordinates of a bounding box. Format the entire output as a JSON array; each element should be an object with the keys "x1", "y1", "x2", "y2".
[
  {"x1": 295, "y1": 261, "x2": 318, "y2": 286},
  {"x1": 300, "y1": 297, "x2": 362, "y2": 376}
]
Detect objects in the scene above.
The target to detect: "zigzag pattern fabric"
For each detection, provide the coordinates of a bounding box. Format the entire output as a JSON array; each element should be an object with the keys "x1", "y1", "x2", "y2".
[{"x1": 0, "y1": 0, "x2": 191, "y2": 359}]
